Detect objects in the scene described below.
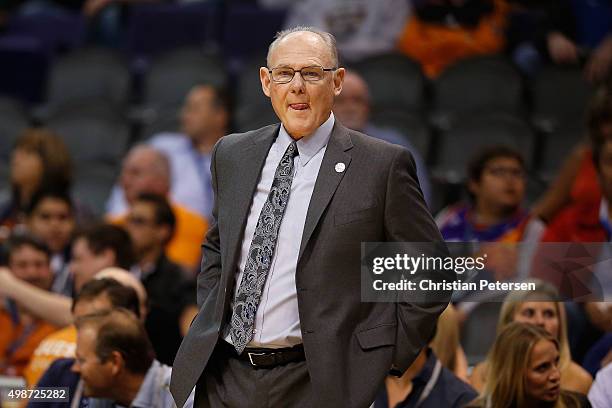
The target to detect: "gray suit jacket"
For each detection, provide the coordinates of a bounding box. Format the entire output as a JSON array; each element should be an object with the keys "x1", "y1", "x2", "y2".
[{"x1": 170, "y1": 122, "x2": 448, "y2": 408}]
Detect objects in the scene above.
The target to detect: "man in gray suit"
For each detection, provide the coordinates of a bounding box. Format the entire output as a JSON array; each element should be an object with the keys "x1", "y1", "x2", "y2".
[{"x1": 170, "y1": 27, "x2": 448, "y2": 408}]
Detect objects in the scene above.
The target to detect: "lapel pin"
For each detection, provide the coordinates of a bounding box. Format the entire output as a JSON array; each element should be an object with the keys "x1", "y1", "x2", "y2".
[{"x1": 335, "y1": 162, "x2": 346, "y2": 173}]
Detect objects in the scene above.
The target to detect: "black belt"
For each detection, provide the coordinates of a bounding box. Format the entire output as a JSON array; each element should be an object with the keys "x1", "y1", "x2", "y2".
[{"x1": 219, "y1": 340, "x2": 305, "y2": 369}]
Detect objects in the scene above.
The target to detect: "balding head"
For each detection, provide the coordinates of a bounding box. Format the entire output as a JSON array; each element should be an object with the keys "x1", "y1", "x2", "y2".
[
  {"x1": 267, "y1": 26, "x2": 338, "y2": 68},
  {"x1": 95, "y1": 267, "x2": 148, "y2": 320},
  {"x1": 333, "y1": 69, "x2": 370, "y2": 131},
  {"x1": 120, "y1": 145, "x2": 170, "y2": 205}
]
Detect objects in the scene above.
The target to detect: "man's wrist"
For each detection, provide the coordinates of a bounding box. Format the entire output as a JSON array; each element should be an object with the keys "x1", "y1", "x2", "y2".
[{"x1": 0, "y1": 268, "x2": 16, "y2": 296}]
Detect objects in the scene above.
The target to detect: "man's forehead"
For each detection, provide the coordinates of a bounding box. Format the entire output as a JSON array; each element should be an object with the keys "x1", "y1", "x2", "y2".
[
  {"x1": 77, "y1": 326, "x2": 98, "y2": 345},
  {"x1": 188, "y1": 86, "x2": 213, "y2": 103},
  {"x1": 125, "y1": 150, "x2": 160, "y2": 173},
  {"x1": 269, "y1": 31, "x2": 333, "y2": 65}
]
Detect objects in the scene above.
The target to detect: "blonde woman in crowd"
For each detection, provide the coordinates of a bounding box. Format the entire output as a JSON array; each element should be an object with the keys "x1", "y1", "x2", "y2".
[
  {"x1": 466, "y1": 322, "x2": 591, "y2": 408},
  {"x1": 470, "y1": 281, "x2": 592, "y2": 394}
]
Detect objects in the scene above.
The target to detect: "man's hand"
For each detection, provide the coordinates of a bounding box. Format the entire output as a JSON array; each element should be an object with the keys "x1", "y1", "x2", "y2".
[
  {"x1": 0, "y1": 267, "x2": 14, "y2": 297},
  {"x1": 547, "y1": 32, "x2": 579, "y2": 64}
]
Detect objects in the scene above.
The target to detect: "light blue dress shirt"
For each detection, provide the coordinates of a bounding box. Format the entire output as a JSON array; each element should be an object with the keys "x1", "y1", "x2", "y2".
[{"x1": 224, "y1": 113, "x2": 335, "y2": 348}]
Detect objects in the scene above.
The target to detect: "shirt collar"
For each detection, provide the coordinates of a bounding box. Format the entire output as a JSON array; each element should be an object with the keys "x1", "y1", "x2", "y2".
[
  {"x1": 129, "y1": 360, "x2": 161, "y2": 408},
  {"x1": 278, "y1": 112, "x2": 335, "y2": 167}
]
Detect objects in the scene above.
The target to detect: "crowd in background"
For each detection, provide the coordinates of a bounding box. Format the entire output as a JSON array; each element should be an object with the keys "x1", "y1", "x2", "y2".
[{"x1": 1, "y1": 0, "x2": 612, "y2": 407}]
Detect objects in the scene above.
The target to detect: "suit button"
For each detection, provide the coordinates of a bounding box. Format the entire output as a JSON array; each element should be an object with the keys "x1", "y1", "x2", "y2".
[
  {"x1": 298, "y1": 287, "x2": 307, "y2": 292},
  {"x1": 305, "y1": 330, "x2": 314, "y2": 334}
]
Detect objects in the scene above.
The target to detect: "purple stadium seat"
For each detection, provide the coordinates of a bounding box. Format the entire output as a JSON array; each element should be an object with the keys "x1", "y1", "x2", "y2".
[
  {"x1": 0, "y1": 35, "x2": 48, "y2": 104},
  {"x1": 223, "y1": 4, "x2": 287, "y2": 68},
  {"x1": 126, "y1": 3, "x2": 221, "y2": 61}
]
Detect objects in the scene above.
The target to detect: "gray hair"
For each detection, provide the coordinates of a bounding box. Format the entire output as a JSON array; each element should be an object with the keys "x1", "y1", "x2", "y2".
[{"x1": 266, "y1": 26, "x2": 339, "y2": 68}]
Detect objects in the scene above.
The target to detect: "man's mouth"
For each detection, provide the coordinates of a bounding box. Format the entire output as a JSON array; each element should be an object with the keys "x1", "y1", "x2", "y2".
[{"x1": 289, "y1": 103, "x2": 309, "y2": 110}]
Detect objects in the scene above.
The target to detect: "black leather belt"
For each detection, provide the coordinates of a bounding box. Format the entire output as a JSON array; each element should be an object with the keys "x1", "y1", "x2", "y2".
[{"x1": 219, "y1": 340, "x2": 305, "y2": 368}]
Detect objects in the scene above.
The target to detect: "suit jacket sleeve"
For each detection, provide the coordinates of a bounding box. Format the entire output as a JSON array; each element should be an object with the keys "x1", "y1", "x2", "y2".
[
  {"x1": 384, "y1": 147, "x2": 450, "y2": 373},
  {"x1": 197, "y1": 138, "x2": 223, "y2": 308}
]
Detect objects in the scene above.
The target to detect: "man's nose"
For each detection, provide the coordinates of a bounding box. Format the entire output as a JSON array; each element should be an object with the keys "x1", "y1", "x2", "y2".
[{"x1": 289, "y1": 71, "x2": 306, "y2": 92}]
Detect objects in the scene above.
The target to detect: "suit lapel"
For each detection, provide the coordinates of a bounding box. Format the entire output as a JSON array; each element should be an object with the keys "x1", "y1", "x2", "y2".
[
  {"x1": 298, "y1": 123, "x2": 353, "y2": 262},
  {"x1": 223, "y1": 126, "x2": 278, "y2": 288}
]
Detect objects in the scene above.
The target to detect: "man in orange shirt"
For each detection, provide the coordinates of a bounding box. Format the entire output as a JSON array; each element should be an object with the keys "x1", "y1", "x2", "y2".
[
  {"x1": 107, "y1": 145, "x2": 207, "y2": 272},
  {"x1": 23, "y1": 277, "x2": 142, "y2": 387},
  {"x1": 0, "y1": 234, "x2": 58, "y2": 376}
]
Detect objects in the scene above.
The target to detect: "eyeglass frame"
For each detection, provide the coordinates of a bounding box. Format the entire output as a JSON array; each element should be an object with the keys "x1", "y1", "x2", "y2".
[{"x1": 267, "y1": 65, "x2": 338, "y2": 84}]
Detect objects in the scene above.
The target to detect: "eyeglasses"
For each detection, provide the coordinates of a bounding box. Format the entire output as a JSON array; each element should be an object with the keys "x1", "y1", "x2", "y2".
[{"x1": 268, "y1": 65, "x2": 337, "y2": 84}]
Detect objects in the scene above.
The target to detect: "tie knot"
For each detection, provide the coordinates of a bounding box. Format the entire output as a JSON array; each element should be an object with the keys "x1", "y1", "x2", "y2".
[{"x1": 285, "y1": 141, "x2": 299, "y2": 159}]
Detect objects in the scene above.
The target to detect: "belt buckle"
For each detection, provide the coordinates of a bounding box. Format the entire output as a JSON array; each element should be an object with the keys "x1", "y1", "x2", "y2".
[{"x1": 247, "y1": 351, "x2": 267, "y2": 367}]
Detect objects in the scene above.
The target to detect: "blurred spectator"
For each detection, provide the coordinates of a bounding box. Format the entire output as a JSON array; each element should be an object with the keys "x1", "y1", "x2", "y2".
[
  {"x1": 502, "y1": 0, "x2": 576, "y2": 75},
  {"x1": 373, "y1": 320, "x2": 477, "y2": 408},
  {"x1": 429, "y1": 305, "x2": 469, "y2": 382},
  {"x1": 541, "y1": 134, "x2": 612, "y2": 243},
  {"x1": 0, "y1": 129, "x2": 72, "y2": 238},
  {"x1": 23, "y1": 277, "x2": 140, "y2": 387},
  {"x1": 466, "y1": 322, "x2": 591, "y2": 408},
  {"x1": 374, "y1": 348, "x2": 477, "y2": 408},
  {"x1": 0, "y1": 224, "x2": 134, "y2": 327},
  {"x1": 72, "y1": 308, "x2": 194, "y2": 408},
  {"x1": 70, "y1": 224, "x2": 134, "y2": 294},
  {"x1": 94, "y1": 267, "x2": 147, "y2": 319},
  {"x1": 538, "y1": 134, "x2": 612, "y2": 364},
  {"x1": 283, "y1": 0, "x2": 411, "y2": 62},
  {"x1": 106, "y1": 145, "x2": 207, "y2": 271},
  {"x1": 501, "y1": 0, "x2": 612, "y2": 80},
  {"x1": 532, "y1": 0, "x2": 612, "y2": 83},
  {"x1": 470, "y1": 281, "x2": 592, "y2": 395},
  {"x1": 124, "y1": 193, "x2": 196, "y2": 365},
  {"x1": 0, "y1": 234, "x2": 58, "y2": 376},
  {"x1": 589, "y1": 361, "x2": 612, "y2": 408},
  {"x1": 25, "y1": 189, "x2": 76, "y2": 296},
  {"x1": 333, "y1": 69, "x2": 431, "y2": 204},
  {"x1": 583, "y1": 333, "x2": 612, "y2": 378},
  {"x1": 532, "y1": 86, "x2": 612, "y2": 225},
  {"x1": 436, "y1": 146, "x2": 528, "y2": 242},
  {"x1": 397, "y1": 0, "x2": 508, "y2": 78},
  {"x1": 28, "y1": 278, "x2": 141, "y2": 408},
  {"x1": 107, "y1": 85, "x2": 230, "y2": 221}
]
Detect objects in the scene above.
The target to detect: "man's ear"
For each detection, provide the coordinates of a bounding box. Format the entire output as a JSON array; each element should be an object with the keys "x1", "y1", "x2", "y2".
[
  {"x1": 333, "y1": 67, "x2": 345, "y2": 97},
  {"x1": 260, "y1": 67, "x2": 271, "y2": 98},
  {"x1": 101, "y1": 248, "x2": 117, "y2": 268},
  {"x1": 108, "y1": 350, "x2": 123, "y2": 376},
  {"x1": 157, "y1": 224, "x2": 172, "y2": 247}
]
